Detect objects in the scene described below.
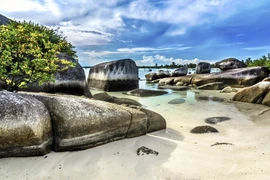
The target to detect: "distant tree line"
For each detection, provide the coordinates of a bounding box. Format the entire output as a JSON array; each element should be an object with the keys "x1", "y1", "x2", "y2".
[
  {"x1": 138, "y1": 62, "x2": 215, "y2": 69},
  {"x1": 138, "y1": 53, "x2": 270, "y2": 70},
  {"x1": 244, "y1": 53, "x2": 270, "y2": 69}
]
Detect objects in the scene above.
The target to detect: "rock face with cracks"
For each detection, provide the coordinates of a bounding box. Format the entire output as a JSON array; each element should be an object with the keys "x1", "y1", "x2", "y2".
[
  {"x1": 3, "y1": 92, "x2": 166, "y2": 157},
  {"x1": 87, "y1": 59, "x2": 139, "y2": 91},
  {"x1": 0, "y1": 91, "x2": 52, "y2": 157},
  {"x1": 232, "y1": 81, "x2": 270, "y2": 106}
]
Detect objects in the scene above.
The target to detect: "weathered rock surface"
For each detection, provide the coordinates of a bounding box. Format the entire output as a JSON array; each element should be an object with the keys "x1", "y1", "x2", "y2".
[
  {"x1": 0, "y1": 91, "x2": 52, "y2": 157},
  {"x1": 88, "y1": 59, "x2": 138, "y2": 91},
  {"x1": 205, "y1": 116, "x2": 231, "y2": 124},
  {"x1": 232, "y1": 81, "x2": 270, "y2": 105},
  {"x1": 157, "y1": 67, "x2": 269, "y2": 88},
  {"x1": 196, "y1": 62, "x2": 211, "y2": 74},
  {"x1": 20, "y1": 93, "x2": 166, "y2": 152},
  {"x1": 158, "y1": 85, "x2": 189, "y2": 91},
  {"x1": 145, "y1": 70, "x2": 171, "y2": 81},
  {"x1": 137, "y1": 146, "x2": 159, "y2": 156},
  {"x1": 190, "y1": 126, "x2": 219, "y2": 134},
  {"x1": 216, "y1": 58, "x2": 246, "y2": 71},
  {"x1": 197, "y1": 82, "x2": 226, "y2": 90},
  {"x1": 126, "y1": 88, "x2": 168, "y2": 97},
  {"x1": 171, "y1": 66, "x2": 188, "y2": 77},
  {"x1": 220, "y1": 86, "x2": 237, "y2": 93},
  {"x1": 92, "y1": 92, "x2": 142, "y2": 106},
  {"x1": 191, "y1": 66, "x2": 269, "y2": 87}
]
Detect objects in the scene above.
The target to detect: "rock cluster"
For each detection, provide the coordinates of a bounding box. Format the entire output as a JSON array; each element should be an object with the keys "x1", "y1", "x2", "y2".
[{"x1": 0, "y1": 91, "x2": 166, "y2": 157}]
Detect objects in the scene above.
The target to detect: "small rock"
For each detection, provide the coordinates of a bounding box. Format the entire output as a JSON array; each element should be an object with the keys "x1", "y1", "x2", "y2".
[
  {"x1": 168, "y1": 98, "x2": 186, "y2": 104},
  {"x1": 137, "y1": 146, "x2": 159, "y2": 156},
  {"x1": 127, "y1": 88, "x2": 168, "y2": 97},
  {"x1": 205, "y1": 116, "x2": 231, "y2": 124},
  {"x1": 190, "y1": 126, "x2": 219, "y2": 134}
]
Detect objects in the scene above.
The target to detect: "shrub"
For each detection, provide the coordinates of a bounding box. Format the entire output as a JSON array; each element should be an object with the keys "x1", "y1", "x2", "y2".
[{"x1": 0, "y1": 21, "x2": 75, "y2": 91}]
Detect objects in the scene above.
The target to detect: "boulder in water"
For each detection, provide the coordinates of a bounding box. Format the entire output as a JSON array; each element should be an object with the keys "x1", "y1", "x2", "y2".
[
  {"x1": 196, "y1": 62, "x2": 211, "y2": 74},
  {"x1": 87, "y1": 59, "x2": 138, "y2": 91}
]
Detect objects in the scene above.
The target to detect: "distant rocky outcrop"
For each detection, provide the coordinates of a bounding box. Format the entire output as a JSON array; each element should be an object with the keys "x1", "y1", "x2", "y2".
[
  {"x1": 191, "y1": 66, "x2": 269, "y2": 87},
  {"x1": 0, "y1": 91, "x2": 52, "y2": 157},
  {"x1": 196, "y1": 62, "x2": 211, "y2": 74},
  {"x1": 0, "y1": 91, "x2": 166, "y2": 157},
  {"x1": 158, "y1": 66, "x2": 269, "y2": 88},
  {"x1": 20, "y1": 53, "x2": 92, "y2": 97},
  {"x1": 232, "y1": 81, "x2": 270, "y2": 106},
  {"x1": 145, "y1": 70, "x2": 171, "y2": 81},
  {"x1": 88, "y1": 59, "x2": 138, "y2": 91},
  {"x1": 216, "y1": 58, "x2": 246, "y2": 71},
  {"x1": 171, "y1": 66, "x2": 188, "y2": 77}
]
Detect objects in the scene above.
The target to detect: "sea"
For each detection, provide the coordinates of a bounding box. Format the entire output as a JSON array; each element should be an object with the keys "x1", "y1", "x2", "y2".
[{"x1": 83, "y1": 67, "x2": 269, "y2": 129}]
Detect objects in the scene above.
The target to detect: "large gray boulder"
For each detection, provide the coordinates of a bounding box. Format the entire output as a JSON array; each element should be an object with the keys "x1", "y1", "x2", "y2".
[
  {"x1": 216, "y1": 58, "x2": 246, "y2": 71},
  {"x1": 88, "y1": 59, "x2": 138, "y2": 91},
  {"x1": 171, "y1": 66, "x2": 188, "y2": 77},
  {"x1": 21, "y1": 92, "x2": 166, "y2": 151},
  {"x1": 232, "y1": 81, "x2": 270, "y2": 105},
  {"x1": 22, "y1": 53, "x2": 92, "y2": 97},
  {"x1": 0, "y1": 91, "x2": 52, "y2": 157},
  {"x1": 192, "y1": 66, "x2": 269, "y2": 87},
  {"x1": 145, "y1": 70, "x2": 171, "y2": 81},
  {"x1": 196, "y1": 62, "x2": 211, "y2": 74}
]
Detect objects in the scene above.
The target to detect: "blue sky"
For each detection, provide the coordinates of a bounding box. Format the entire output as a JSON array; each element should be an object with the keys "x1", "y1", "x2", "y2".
[{"x1": 1, "y1": 0, "x2": 270, "y2": 66}]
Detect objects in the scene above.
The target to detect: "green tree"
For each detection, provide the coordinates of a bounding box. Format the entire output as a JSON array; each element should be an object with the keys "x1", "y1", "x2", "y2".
[{"x1": 0, "y1": 21, "x2": 75, "y2": 91}]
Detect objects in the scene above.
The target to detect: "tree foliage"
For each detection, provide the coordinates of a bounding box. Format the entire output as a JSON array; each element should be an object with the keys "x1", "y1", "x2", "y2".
[
  {"x1": 0, "y1": 21, "x2": 75, "y2": 91},
  {"x1": 244, "y1": 53, "x2": 270, "y2": 69}
]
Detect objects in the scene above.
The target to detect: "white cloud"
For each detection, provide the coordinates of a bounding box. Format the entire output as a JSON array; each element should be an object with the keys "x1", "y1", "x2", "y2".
[
  {"x1": 135, "y1": 54, "x2": 214, "y2": 66},
  {"x1": 242, "y1": 45, "x2": 270, "y2": 51},
  {"x1": 81, "y1": 46, "x2": 192, "y2": 58}
]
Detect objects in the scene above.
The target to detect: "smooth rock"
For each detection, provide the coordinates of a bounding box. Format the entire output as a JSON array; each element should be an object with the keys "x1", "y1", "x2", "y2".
[
  {"x1": 196, "y1": 62, "x2": 211, "y2": 74},
  {"x1": 145, "y1": 70, "x2": 171, "y2": 81},
  {"x1": 205, "y1": 116, "x2": 231, "y2": 124},
  {"x1": 232, "y1": 81, "x2": 270, "y2": 104},
  {"x1": 158, "y1": 85, "x2": 189, "y2": 91},
  {"x1": 168, "y1": 98, "x2": 186, "y2": 104},
  {"x1": 190, "y1": 126, "x2": 219, "y2": 134},
  {"x1": 191, "y1": 66, "x2": 270, "y2": 87},
  {"x1": 88, "y1": 59, "x2": 138, "y2": 91},
  {"x1": 197, "y1": 82, "x2": 226, "y2": 90},
  {"x1": 171, "y1": 66, "x2": 188, "y2": 77},
  {"x1": 20, "y1": 92, "x2": 166, "y2": 151},
  {"x1": 0, "y1": 91, "x2": 52, "y2": 157},
  {"x1": 127, "y1": 88, "x2": 168, "y2": 97},
  {"x1": 93, "y1": 92, "x2": 142, "y2": 106},
  {"x1": 216, "y1": 58, "x2": 246, "y2": 71}
]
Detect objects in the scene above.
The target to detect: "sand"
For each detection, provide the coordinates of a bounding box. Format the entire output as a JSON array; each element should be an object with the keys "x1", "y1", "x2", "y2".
[{"x1": 1, "y1": 88, "x2": 270, "y2": 180}]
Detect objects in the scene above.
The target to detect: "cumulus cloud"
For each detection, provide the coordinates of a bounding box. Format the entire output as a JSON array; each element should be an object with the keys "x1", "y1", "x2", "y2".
[{"x1": 135, "y1": 54, "x2": 214, "y2": 66}]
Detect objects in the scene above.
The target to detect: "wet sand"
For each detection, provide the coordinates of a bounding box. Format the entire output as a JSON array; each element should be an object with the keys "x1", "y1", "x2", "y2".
[{"x1": 1, "y1": 87, "x2": 270, "y2": 180}]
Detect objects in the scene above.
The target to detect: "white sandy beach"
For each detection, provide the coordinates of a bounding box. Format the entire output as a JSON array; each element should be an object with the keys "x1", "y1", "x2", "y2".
[{"x1": 1, "y1": 87, "x2": 270, "y2": 180}]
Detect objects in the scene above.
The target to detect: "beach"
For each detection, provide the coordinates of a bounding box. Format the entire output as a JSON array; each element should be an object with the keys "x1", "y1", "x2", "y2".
[{"x1": 1, "y1": 75, "x2": 270, "y2": 180}]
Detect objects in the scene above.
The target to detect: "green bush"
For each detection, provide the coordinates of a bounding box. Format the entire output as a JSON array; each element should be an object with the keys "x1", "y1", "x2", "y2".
[{"x1": 0, "y1": 21, "x2": 75, "y2": 91}]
